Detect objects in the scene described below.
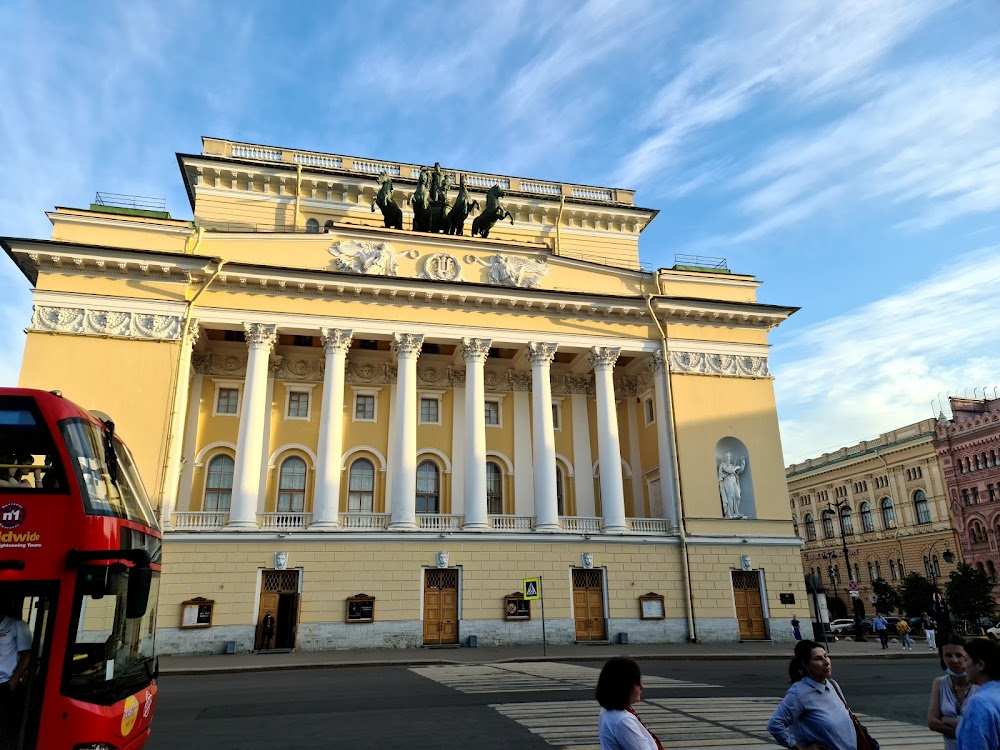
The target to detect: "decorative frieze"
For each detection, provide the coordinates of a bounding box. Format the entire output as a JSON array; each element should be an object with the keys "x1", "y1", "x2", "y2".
[
  {"x1": 276, "y1": 358, "x2": 324, "y2": 381},
  {"x1": 327, "y1": 240, "x2": 418, "y2": 276},
  {"x1": 563, "y1": 374, "x2": 594, "y2": 395},
  {"x1": 345, "y1": 361, "x2": 396, "y2": 385},
  {"x1": 509, "y1": 371, "x2": 532, "y2": 392},
  {"x1": 615, "y1": 377, "x2": 637, "y2": 398},
  {"x1": 29, "y1": 305, "x2": 182, "y2": 340},
  {"x1": 464, "y1": 254, "x2": 551, "y2": 289},
  {"x1": 669, "y1": 351, "x2": 770, "y2": 379},
  {"x1": 192, "y1": 352, "x2": 248, "y2": 377}
]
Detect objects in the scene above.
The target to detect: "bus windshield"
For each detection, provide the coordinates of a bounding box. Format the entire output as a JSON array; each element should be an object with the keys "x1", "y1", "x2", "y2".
[
  {"x1": 63, "y1": 565, "x2": 159, "y2": 705},
  {"x1": 59, "y1": 418, "x2": 157, "y2": 527},
  {"x1": 0, "y1": 396, "x2": 67, "y2": 493}
]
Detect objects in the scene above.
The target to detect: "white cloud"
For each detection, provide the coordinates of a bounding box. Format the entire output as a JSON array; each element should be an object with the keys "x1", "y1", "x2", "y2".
[{"x1": 773, "y1": 245, "x2": 1000, "y2": 463}]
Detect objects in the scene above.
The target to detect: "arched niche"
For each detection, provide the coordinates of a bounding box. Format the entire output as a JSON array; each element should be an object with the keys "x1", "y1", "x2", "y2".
[{"x1": 715, "y1": 436, "x2": 756, "y2": 519}]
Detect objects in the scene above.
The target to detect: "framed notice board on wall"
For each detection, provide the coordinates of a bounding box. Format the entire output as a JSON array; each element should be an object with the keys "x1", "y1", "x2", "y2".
[
  {"x1": 504, "y1": 593, "x2": 531, "y2": 620},
  {"x1": 639, "y1": 593, "x2": 665, "y2": 620},
  {"x1": 180, "y1": 598, "x2": 215, "y2": 629},
  {"x1": 346, "y1": 594, "x2": 375, "y2": 623}
]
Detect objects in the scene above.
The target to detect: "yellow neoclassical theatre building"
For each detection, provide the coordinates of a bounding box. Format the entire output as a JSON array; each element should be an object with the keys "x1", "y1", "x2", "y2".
[{"x1": 3, "y1": 137, "x2": 805, "y2": 653}]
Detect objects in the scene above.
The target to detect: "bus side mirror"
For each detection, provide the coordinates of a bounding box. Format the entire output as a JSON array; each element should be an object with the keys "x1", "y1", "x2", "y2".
[{"x1": 126, "y1": 566, "x2": 152, "y2": 619}]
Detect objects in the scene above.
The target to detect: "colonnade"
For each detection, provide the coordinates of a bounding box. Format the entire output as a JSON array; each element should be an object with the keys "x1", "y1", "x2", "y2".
[{"x1": 161, "y1": 323, "x2": 680, "y2": 533}]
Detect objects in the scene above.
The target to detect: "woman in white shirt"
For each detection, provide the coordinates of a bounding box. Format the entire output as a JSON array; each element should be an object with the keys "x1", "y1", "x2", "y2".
[{"x1": 596, "y1": 657, "x2": 662, "y2": 750}]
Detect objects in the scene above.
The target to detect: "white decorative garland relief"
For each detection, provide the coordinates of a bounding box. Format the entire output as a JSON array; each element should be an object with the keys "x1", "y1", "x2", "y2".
[
  {"x1": 668, "y1": 350, "x2": 770, "y2": 378},
  {"x1": 30, "y1": 305, "x2": 183, "y2": 340}
]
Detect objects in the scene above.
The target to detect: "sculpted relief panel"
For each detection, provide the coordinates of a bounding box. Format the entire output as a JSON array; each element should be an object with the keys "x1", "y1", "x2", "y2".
[{"x1": 30, "y1": 305, "x2": 182, "y2": 340}]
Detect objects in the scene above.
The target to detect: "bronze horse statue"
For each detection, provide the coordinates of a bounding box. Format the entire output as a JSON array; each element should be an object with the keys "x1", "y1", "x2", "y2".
[
  {"x1": 443, "y1": 175, "x2": 480, "y2": 236},
  {"x1": 407, "y1": 169, "x2": 431, "y2": 232},
  {"x1": 471, "y1": 185, "x2": 514, "y2": 238},
  {"x1": 370, "y1": 174, "x2": 403, "y2": 230}
]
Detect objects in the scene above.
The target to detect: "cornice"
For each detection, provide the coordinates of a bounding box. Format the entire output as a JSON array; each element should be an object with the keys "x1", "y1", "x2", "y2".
[
  {"x1": 652, "y1": 297, "x2": 795, "y2": 331},
  {"x1": 46, "y1": 210, "x2": 193, "y2": 235},
  {"x1": 163, "y1": 531, "x2": 682, "y2": 545}
]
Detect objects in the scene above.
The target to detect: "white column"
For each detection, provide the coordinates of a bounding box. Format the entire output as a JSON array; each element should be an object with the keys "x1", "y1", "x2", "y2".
[
  {"x1": 625, "y1": 383, "x2": 644, "y2": 516},
  {"x1": 160, "y1": 319, "x2": 199, "y2": 531},
  {"x1": 461, "y1": 338, "x2": 492, "y2": 530},
  {"x1": 513, "y1": 391, "x2": 534, "y2": 516},
  {"x1": 310, "y1": 328, "x2": 353, "y2": 529},
  {"x1": 529, "y1": 342, "x2": 560, "y2": 531},
  {"x1": 388, "y1": 333, "x2": 423, "y2": 530},
  {"x1": 228, "y1": 323, "x2": 277, "y2": 529},
  {"x1": 570, "y1": 389, "x2": 595, "y2": 517},
  {"x1": 650, "y1": 351, "x2": 680, "y2": 531},
  {"x1": 591, "y1": 347, "x2": 627, "y2": 533}
]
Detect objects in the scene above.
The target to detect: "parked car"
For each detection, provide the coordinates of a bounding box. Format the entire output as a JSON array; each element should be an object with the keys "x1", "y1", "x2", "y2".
[
  {"x1": 830, "y1": 618, "x2": 855, "y2": 633},
  {"x1": 987, "y1": 622, "x2": 1000, "y2": 640}
]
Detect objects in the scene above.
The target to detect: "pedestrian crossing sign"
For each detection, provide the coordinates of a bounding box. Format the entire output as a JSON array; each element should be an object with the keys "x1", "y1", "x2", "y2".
[{"x1": 523, "y1": 577, "x2": 540, "y2": 600}]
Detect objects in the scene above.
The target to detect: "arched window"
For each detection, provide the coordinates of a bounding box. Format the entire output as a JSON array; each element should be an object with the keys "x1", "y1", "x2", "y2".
[
  {"x1": 932, "y1": 555, "x2": 941, "y2": 577},
  {"x1": 924, "y1": 556, "x2": 932, "y2": 577},
  {"x1": 972, "y1": 521, "x2": 988, "y2": 544},
  {"x1": 277, "y1": 456, "x2": 307, "y2": 512},
  {"x1": 822, "y1": 510, "x2": 835, "y2": 539},
  {"x1": 805, "y1": 513, "x2": 816, "y2": 541},
  {"x1": 914, "y1": 489, "x2": 931, "y2": 524},
  {"x1": 898, "y1": 558, "x2": 905, "y2": 576},
  {"x1": 977, "y1": 562, "x2": 987, "y2": 576},
  {"x1": 880, "y1": 497, "x2": 896, "y2": 529},
  {"x1": 867, "y1": 562, "x2": 874, "y2": 582},
  {"x1": 854, "y1": 563, "x2": 860, "y2": 582},
  {"x1": 860, "y1": 502, "x2": 874, "y2": 533},
  {"x1": 305, "y1": 218, "x2": 319, "y2": 233},
  {"x1": 988, "y1": 560, "x2": 997, "y2": 582},
  {"x1": 323, "y1": 220, "x2": 334, "y2": 233},
  {"x1": 204, "y1": 454, "x2": 234, "y2": 511},
  {"x1": 416, "y1": 460, "x2": 440, "y2": 514},
  {"x1": 840, "y1": 506, "x2": 853, "y2": 536},
  {"x1": 347, "y1": 459, "x2": 375, "y2": 512},
  {"x1": 555, "y1": 466, "x2": 565, "y2": 516},
  {"x1": 792, "y1": 516, "x2": 800, "y2": 537},
  {"x1": 889, "y1": 559, "x2": 897, "y2": 580},
  {"x1": 991, "y1": 450, "x2": 998, "y2": 467},
  {"x1": 486, "y1": 461, "x2": 503, "y2": 515},
  {"x1": 875, "y1": 561, "x2": 882, "y2": 580}
]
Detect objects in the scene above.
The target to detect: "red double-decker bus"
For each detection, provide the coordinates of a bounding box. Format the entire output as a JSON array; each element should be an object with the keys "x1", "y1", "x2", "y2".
[{"x1": 0, "y1": 388, "x2": 160, "y2": 750}]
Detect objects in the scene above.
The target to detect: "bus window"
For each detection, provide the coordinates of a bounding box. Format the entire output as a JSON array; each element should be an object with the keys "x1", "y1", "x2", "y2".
[
  {"x1": 63, "y1": 566, "x2": 159, "y2": 705},
  {"x1": 113, "y1": 438, "x2": 158, "y2": 530},
  {"x1": 0, "y1": 397, "x2": 67, "y2": 494}
]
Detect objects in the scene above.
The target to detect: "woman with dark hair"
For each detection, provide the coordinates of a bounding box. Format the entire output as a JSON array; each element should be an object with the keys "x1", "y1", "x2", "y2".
[
  {"x1": 767, "y1": 640, "x2": 861, "y2": 750},
  {"x1": 927, "y1": 634, "x2": 975, "y2": 750},
  {"x1": 595, "y1": 657, "x2": 662, "y2": 750}
]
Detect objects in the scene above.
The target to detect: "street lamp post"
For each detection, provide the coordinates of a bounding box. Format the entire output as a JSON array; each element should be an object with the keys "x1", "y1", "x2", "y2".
[
  {"x1": 831, "y1": 500, "x2": 867, "y2": 642},
  {"x1": 926, "y1": 538, "x2": 956, "y2": 591}
]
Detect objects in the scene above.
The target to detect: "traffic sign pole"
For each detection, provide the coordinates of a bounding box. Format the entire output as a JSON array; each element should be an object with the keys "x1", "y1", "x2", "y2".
[{"x1": 539, "y1": 574, "x2": 547, "y2": 657}]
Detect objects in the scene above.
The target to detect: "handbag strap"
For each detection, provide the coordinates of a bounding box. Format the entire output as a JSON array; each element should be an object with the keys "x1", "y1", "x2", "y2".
[
  {"x1": 626, "y1": 706, "x2": 664, "y2": 750},
  {"x1": 831, "y1": 681, "x2": 857, "y2": 718}
]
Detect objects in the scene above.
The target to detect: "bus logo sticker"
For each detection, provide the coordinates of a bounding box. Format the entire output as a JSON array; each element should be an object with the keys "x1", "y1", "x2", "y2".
[
  {"x1": 0, "y1": 504, "x2": 25, "y2": 529},
  {"x1": 121, "y1": 695, "x2": 139, "y2": 736},
  {"x1": 143, "y1": 690, "x2": 153, "y2": 718}
]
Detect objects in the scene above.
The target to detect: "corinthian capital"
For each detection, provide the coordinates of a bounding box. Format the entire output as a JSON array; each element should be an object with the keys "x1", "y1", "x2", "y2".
[
  {"x1": 186, "y1": 319, "x2": 201, "y2": 347},
  {"x1": 526, "y1": 342, "x2": 558, "y2": 367},
  {"x1": 589, "y1": 346, "x2": 620, "y2": 372},
  {"x1": 320, "y1": 328, "x2": 353, "y2": 355},
  {"x1": 243, "y1": 323, "x2": 277, "y2": 352},
  {"x1": 648, "y1": 349, "x2": 667, "y2": 376},
  {"x1": 460, "y1": 338, "x2": 491, "y2": 364},
  {"x1": 392, "y1": 333, "x2": 424, "y2": 359}
]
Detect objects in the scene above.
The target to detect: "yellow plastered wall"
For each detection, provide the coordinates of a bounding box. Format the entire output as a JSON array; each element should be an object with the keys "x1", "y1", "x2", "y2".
[
  {"x1": 687, "y1": 545, "x2": 807, "y2": 619},
  {"x1": 34, "y1": 273, "x2": 187, "y2": 304},
  {"x1": 49, "y1": 213, "x2": 192, "y2": 254},
  {"x1": 670, "y1": 373, "x2": 789, "y2": 527},
  {"x1": 18, "y1": 333, "x2": 177, "y2": 492}
]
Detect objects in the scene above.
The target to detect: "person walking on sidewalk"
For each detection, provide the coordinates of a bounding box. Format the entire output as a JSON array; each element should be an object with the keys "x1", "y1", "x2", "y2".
[
  {"x1": 925, "y1": 613, "x2": 938, "y2": 651},
  {"x1": 873, "y1": 614, "x2": 889, "y2": 649},
  {"x1": 792, "y1": 614, "x2": 803, "y2": 641},
  {"x1": 898, "y1": 618, "x2": 914, "y2": 651},
  {"x1": 596, "y1": 657, "x2": 663, "y2": 750},
  {"x1": 768, "y1": 640, "x2": 863, "y2": 750},
  {"x1": 956, "y1": 638, "x2": 1000, "y2": 750}
]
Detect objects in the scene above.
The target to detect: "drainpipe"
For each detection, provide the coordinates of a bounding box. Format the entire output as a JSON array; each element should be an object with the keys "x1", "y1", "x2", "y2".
[
  {"x1": 184, "y1": 225, "x2": 205, "y2": 255},
  {"x1": 645, "y1": 277, "x2": 697, "y2": 642},
  {"x1": 554, "y1": 195, "x2": 565, "y2": 256},
  {"x1": 294, "y1": 164, "x2": 303, "y2": 232},
  {"x1": 157, "y1": 256, "x2": 228, "y2": 529}
]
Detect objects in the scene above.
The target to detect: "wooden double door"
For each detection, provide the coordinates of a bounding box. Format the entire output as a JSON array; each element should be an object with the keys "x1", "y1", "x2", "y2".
[
  {"x1": 256, "y1": 570, "x2": 300, "y2": 650},
  {"x1": 732, "y1": 570, "x2": 768, "y2": 640},
  {"x1": 573, "y1": 569, "x2": 607, "y2": 641},
  {"x1": 423, "y1": 569, "x2": 459, "y2": 645}
]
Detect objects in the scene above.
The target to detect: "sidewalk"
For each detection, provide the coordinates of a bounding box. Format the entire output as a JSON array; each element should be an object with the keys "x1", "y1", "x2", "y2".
[{"x1": 157, "y1": 636, "x2": 937, "y2": 676}]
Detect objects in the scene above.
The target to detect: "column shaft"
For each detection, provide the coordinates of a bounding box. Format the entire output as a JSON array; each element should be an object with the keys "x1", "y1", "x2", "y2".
[
  {"x1": 310, "y1": 329, "x2": 353, "y2": 529},
  {"x1": 160, "y1": 319, "x2": 199, "y2": 530},
  {"x1": 462, "y1": 338, "x2": 491, "y2": 530},
  {"x1": 592, "y1": 347, "x2": 627, "y2": 532},
  {"x1": 651, "y1": 351, "x2": 680, "y2": 531},
  {"x1": 388, "y1": 333, "x2": 423, "y2": 530},
  {"x1": 529, "y1": 343, "x2": 560, "y2": 531},
  {"x1": 228, "y1": 323, "x2": 277, "y2": 529}
]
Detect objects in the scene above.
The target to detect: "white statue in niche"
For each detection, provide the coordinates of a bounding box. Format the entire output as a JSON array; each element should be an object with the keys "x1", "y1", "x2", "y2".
[{"x1": 718, "y1": 451, "x2": 748, "y2": 518}]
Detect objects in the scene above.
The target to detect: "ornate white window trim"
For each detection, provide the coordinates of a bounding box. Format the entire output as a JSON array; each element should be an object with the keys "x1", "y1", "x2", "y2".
[
  {"x1": 284, "y1": 383, "x2": 317, "y2": 421},
  {"x1": 418, "y1": 389, "x2": 445, "y2": 426},
  {"x1": 211, "y1": 379, "x2": 243, "y2": 418},
  {"x1": 551, "y1": 397, "x2": 564, "y2": 431},
  {"x1": 485, "y1": 393, "x2": 507, "y2": 429},
  {"x1": 351, "y1": 387, "x2": 381, "y2": 423}
]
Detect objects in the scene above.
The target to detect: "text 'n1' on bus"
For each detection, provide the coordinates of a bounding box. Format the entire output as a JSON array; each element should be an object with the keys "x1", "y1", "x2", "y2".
[{"x1": 0, "y1": 388, "x2": 161, "y2": 750}]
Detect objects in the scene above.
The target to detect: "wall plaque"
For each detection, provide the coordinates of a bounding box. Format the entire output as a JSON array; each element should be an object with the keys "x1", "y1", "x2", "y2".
[
  {"x1": 504, "y1": 592, "x2": 531, "y2": 620},
  {"x1": 180, "y1": 597, "x2": 215, "y2": 629},
  {"x1": 346, "y1": 593, "x2": 375, "y2": 623},
  {"x1": 639, "y1": 593, "x2": 665, "y2": 620}
]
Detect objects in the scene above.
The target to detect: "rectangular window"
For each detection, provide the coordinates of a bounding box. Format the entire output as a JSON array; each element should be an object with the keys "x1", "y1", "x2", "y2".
[
  {"x1": 355, "y1": 394, "x2": 375, "y2": 421},
  {"x1": 287, "y1": 391, "x2": 309, "y2": 419},
  {"x1": 990, "y1": 484, "x2": 997, "y2": 502},
  {"x1": 973, "y1": 487, "x2": 981, "y2": 503},
  {"x1": 551, "y1": 403, "x2": 560, "y2": 430},
  {"x1": 643, "y1": 397, "x2": 655, "y2": 426},
  {"x1": 963, "y1": 489, "x2": 972, "y2": 506},
  {"x1": 420, "y1": 398, "x2": 439, "y2": 424},
  {"x1": 484, "y1": 400, "x2": 500, "y2": 426},
  {"x1": 217, "y1": 388, "x2": 239, "y2": 415}
]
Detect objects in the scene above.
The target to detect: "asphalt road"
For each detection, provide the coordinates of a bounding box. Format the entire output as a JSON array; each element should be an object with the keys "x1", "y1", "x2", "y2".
[{"x1": 146, "y1": 658, "x2": 942, "y2": 749}]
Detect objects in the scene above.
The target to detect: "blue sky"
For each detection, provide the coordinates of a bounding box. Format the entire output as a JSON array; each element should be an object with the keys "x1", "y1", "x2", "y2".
[{"x1": 1, "y1": 0, "x2": 998, "y2": 464}]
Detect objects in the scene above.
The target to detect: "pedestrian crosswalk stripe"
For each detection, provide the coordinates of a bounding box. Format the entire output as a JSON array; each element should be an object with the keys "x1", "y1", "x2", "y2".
[
  {"x1": 489, "y1": 697, "x2": 942, "y2": 750},
  {"x1": 411, "y1": 662, "x2": 720, "y2": 693}
]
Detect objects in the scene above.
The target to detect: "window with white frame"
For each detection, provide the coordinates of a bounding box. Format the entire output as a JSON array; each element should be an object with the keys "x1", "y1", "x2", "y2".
[
  {"x1": 484, "y1": 399, "x2": 500, "y2": 426},
  {"x1": 204, "y1": 454, "x2": 234, "y2": 511},
  {"x1": 419, "y1": 392, "x2": 443, "y2": 425},
  {"x1": 914, "y1": 489, "x2": 931, "y2": 524},
  {"x1": 286, "y1": 388, "x2": 312, "y2": 420},
  {"x1": 551, "y1": 400, "x2": 562, "y2": 430},
  {"x1": 353, "y1": 390, "x2": 377, "y2": 422},
  {"x1": 486, "y1": 461, "x2": 503, "y2": 514},
  {"x1": 347, "y1": 459, "x2": 375, "y2": 512},
  {"x1": 643, "y1": 396, "x2": 655, "y2": 427},
  {"x1": 416, "y1": 461, "x2": 440, "y2": 513},
  {"x1": 213, "y1": 381, "x2": 242, "y2": 416},
  {"x1": 277, "y1": 456, "x2": 307, "y2": 512}
]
